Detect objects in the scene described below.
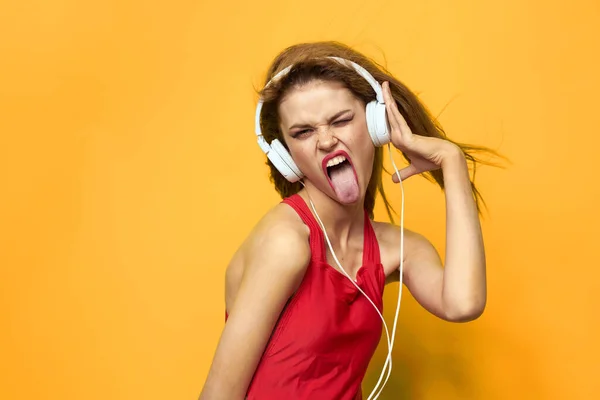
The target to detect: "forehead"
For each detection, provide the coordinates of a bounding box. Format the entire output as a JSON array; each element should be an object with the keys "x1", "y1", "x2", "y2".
[{"x1": 278, "y1": 80, "x2": 360, "y2": 125}]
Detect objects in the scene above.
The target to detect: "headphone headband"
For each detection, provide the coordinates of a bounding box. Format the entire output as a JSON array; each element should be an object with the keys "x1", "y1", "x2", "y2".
[{"x1": 254, "y1": 57, "x2": 384, "y2": 137}]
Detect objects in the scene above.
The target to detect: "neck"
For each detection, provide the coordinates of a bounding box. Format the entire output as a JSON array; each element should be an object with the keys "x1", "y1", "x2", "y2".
[{"x1": 298, "y1": 183, "x2": 365, "y2": 246}]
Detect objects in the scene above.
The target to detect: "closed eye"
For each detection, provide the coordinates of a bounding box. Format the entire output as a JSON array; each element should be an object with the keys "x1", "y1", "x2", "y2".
[
  {"x1": 290, "y1": 115, "x2": 353, "y2": 138},
  {"x1": 291, "y1": 128, "x2": 313, "y2": 138},
  {"x1": 333, "y1": 117, "x2": 353, "y2": 126}
]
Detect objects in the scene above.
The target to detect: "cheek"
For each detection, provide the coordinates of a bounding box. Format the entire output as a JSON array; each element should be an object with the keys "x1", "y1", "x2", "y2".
[
  {"x1": 288, "y1": 144, "x2": 317, "y2": 172},
  {"x1": 352, "y1": 127, "x2": 376, "y2": 176},
  {"x1": 348, "y1": 117, "x2": 372, "y2": 146},
  {"x1": 350, "y1": 125, "x2": 375, "y2": 157}
]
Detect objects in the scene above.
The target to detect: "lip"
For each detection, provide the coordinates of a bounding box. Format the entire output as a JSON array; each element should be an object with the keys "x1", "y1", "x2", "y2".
[{"x1": 321, "y1": 150, "x2": 359, "y2": 194}]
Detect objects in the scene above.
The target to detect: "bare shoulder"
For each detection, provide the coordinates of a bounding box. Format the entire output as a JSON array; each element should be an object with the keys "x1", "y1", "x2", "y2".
[
  {"x1": 243, "y1": 202, "x2": 310, "y2": 255},
  {"x1": 225, "y1": 202, "x2": 311, "y2": 310},
  {"x1": 371, "y1": 220, "x2": 440, "y2": 280}
]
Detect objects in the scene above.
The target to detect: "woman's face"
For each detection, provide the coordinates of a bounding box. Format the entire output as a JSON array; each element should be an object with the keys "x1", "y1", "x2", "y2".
[{"x1": 278, "y1": 79, "x2": 375, "y2": 205}]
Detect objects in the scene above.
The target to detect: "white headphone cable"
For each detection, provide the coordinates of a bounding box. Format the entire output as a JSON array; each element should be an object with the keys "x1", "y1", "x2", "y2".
[
  {"x1": 367, "y1": 143, "x2": 405, "y2": 400},
  {"x1": 301, "y1": 143, "x2": 405, "y2": 400}
]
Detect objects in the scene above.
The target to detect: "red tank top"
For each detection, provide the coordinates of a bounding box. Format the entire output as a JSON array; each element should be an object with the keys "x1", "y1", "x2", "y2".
[{"x1": 229, "y1": 194, "x2": 386, "y2": 400}]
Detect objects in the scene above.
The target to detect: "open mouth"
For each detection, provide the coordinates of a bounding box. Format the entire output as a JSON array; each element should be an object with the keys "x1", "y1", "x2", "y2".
[
  {"x1": 322, "y1": 150, "x2": 360, "y2": 203},
  {"x1": 326, "y1": 154, "x2": 351, "y2": 174}
]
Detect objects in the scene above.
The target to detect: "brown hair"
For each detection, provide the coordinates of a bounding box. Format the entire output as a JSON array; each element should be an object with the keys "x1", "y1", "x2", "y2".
[{"x1": 257, "y1": 41, "x2": 503, "y2": 222}]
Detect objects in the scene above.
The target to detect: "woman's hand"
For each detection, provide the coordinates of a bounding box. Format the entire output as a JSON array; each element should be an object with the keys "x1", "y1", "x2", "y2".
[{"x1": 382, "y1": 81, "x2": 464, "y2": 182}]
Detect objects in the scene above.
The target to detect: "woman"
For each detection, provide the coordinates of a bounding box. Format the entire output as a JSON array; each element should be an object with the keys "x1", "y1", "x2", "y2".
[{"x1": 200, "y1": 41, "x2": 496, "y2": 400}]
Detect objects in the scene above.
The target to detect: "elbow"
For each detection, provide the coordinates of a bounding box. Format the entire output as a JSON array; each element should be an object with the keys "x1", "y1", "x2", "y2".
[{"x1": 443, "y1": 298, "x2": 486, "y2": 323}]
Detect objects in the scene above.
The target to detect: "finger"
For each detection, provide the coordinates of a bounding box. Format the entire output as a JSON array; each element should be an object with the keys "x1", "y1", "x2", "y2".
[
  {"x1": 383, "y1": 82, "x2": 412, "y2": 140},
  {"x1": 392, "y1": 164, "x2": 419, "y2": 183},
  {"x1": 394, "y1": 104, "x2": 412, "y2": 139},
  {"x1": 387, "y1": 93, "x2": 413, "y2": 139},
  {"x1": 382, "y1": 82, "x2": 403, "y2": 134}
]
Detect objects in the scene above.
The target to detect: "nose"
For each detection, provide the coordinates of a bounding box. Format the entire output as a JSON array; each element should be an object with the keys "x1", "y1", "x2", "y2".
[{"x1": 316, "y1": 125, "x2": 338, "y2": 151}]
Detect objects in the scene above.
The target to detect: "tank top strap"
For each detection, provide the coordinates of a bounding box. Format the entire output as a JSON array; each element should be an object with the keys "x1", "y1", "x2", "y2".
[
  {"x1": 281, "y1": 194, "x2": 326, "y2": 263},
  {"x1": 362, "y1": 210, "x2": 381, "y2": 265}
]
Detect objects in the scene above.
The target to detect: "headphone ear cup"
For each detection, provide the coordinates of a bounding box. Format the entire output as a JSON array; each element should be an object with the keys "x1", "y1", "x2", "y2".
[
  {"x1": 366, "y1": 101, "x2": 391, "y2": 147},
  {"x1": 269, "y1": 139, "x2": 304, "y2": 182}
]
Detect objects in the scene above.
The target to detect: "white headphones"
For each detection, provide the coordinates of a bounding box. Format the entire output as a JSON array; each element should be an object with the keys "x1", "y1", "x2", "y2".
[{"x1": 254, "y1": 57, "x2": 391, "y2": 182}]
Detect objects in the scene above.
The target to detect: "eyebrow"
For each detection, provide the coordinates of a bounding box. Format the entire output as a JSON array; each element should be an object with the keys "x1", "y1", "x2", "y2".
[{"x1": 287, "y1": 109, "x2": 353, "y2": 131}]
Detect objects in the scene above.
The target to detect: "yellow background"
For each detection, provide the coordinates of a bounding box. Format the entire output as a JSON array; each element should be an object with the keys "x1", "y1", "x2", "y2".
[{"x1": 1, "y1": 0, "x2": 598, "y2": 399}]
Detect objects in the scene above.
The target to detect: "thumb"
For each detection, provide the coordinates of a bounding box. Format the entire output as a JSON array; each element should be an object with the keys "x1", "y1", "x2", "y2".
[{"x1": 392, "y1": 164, "x2": 418, "y2": 183}]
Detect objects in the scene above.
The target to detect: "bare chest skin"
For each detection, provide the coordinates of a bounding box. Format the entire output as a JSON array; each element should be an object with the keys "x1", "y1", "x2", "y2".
[{"x1": 322, "y1": 236, "x2": 365, "y2": 278}]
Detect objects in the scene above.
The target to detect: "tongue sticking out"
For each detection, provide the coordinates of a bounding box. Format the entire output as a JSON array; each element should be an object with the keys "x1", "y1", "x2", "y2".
[{"x1": 328, "y1": 161, "x2": 359, "y2": 203}]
